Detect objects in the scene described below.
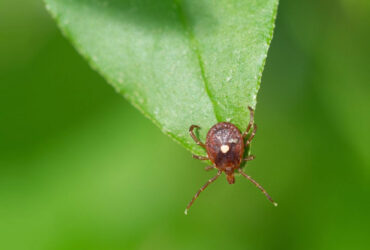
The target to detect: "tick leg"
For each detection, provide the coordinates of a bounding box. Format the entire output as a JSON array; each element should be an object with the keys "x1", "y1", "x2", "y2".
[
  {"x1": 204, "y1": 166, "x2": 215, "y2": 171},
  {"x1": 189, "y1": 125, "x2": 206, "y2": 148},
  {"x1": 192, "y1": 155, "x2": 208, "y2": 161},
  {"x1": 185, "y1": 170, "x2": 222, "y2": 215},
  {"x1": 243, "y1": 106, "x2": 255, "y2": 138},
  {"x1": 243, "y1": 155, "x2": 256, "y2": 162},
  {"x1": 245, "y1": 124, "x2": 257, "y2": 146},
  {"x1": 238, "y1": 169, "x2": 278, "y2": 207}
]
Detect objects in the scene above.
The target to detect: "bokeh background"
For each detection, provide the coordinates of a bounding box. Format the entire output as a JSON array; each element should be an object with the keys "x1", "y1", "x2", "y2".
[{"x1": 1, "y1": 0, "x2": 370, "y2": 249}]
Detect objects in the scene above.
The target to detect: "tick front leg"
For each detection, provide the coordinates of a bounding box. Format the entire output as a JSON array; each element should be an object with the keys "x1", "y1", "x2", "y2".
[
  {"x1": 243, "y1": 155, "x2": 256, "y2": 162},
  {"x1": 192, "y1": 155, "x2": 209, "y2": 161},
  {"x1": 189, "y1": 125, "x2": 206, "y2": 148},
  {"x1": 245, "y1": 123, "x2": 257, "y2": 146},
  {"x1": 243, "y1": 106, "x2": 255, "y2": 138},
  {"x1": 243, "y1": 106, "x2": 257, "y2": 146}
]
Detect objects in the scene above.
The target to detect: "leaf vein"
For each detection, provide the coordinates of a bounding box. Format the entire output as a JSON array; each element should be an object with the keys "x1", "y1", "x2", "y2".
[{"x1": 174, "y1": 0, "x2": 221, "y2": 122}]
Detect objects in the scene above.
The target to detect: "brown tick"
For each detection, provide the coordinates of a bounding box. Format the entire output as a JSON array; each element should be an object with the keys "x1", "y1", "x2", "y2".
[{"x1": 185, "y1": 106, "x2": 277, "y2": 214}]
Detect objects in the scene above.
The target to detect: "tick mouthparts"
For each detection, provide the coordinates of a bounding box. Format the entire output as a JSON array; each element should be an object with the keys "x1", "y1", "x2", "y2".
[{"x1": 226, "y1": 174, "x2": 235, "y2": 184}]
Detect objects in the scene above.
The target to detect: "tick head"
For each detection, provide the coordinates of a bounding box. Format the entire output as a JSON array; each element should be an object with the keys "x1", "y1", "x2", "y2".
[{"x1": 226, "y1": 173, "x2": 235, "y2": 184}]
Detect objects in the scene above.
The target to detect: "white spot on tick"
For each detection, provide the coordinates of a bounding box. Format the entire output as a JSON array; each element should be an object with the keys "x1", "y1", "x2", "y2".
[{"x1": 220, "y1": 145, "x2": 230, "y2": 154}]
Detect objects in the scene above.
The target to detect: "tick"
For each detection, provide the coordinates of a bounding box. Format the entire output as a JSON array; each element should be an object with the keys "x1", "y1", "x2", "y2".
[{"x1": 185, "y1": 106, "x2": 277, "y2": 214}]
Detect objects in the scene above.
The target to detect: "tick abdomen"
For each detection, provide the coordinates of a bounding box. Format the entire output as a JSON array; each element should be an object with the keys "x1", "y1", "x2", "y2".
[{"x1": 205, "y1": 122, "x2": 244, "y2": 171}]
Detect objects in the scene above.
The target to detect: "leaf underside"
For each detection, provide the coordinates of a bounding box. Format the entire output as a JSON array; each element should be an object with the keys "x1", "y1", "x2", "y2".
[{"x1": 45, "y1": 0, "x2": 278, "y2": 156}]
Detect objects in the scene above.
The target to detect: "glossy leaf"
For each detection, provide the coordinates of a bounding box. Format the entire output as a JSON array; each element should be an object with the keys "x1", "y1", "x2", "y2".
[{"x1": 45, "y1": 0, "x2": 278, "y2": 155}]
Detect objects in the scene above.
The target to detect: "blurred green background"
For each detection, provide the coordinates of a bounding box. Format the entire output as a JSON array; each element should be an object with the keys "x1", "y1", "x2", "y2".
[{"x1": 1, "y1": 0, "x2": 370, "y2": 249}]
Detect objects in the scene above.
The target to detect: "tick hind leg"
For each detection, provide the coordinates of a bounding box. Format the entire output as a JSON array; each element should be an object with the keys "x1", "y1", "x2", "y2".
[
  {"x1": 243, "y1": 106, "x2": 257, "y2": 146},
  {"x1": 184, "y1": 170, "x2": 222, "y2": 215},
  {"x1": 189, "y1": 125, "x2": 206, "y2": 148},
  {"x1": 238, "y1": 168, "x2": 278, "y2": 207}
]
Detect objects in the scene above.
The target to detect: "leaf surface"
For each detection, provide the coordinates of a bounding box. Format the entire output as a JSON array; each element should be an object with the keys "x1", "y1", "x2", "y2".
[{"x1": 45, "y1": 0, "x2": 278, "y2": 155}]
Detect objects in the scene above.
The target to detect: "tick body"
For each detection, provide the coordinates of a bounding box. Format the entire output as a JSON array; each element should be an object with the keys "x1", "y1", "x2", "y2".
[
  {"x1": 186, "y1": 106, "x2": 277, "y2": 215},
  {"x1": 206, "y1": 122, "x2": 244, "y2": 184}
]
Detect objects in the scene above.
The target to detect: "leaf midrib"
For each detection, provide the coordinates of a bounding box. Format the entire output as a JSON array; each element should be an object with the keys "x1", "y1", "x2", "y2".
[{"x1": 174, "y1": 0, "x2": 221, "y2": 123}]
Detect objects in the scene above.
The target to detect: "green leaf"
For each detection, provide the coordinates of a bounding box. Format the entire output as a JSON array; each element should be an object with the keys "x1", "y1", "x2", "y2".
[{"x1": 44, "y1": 0, "x2": 278, "y2": 155}]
